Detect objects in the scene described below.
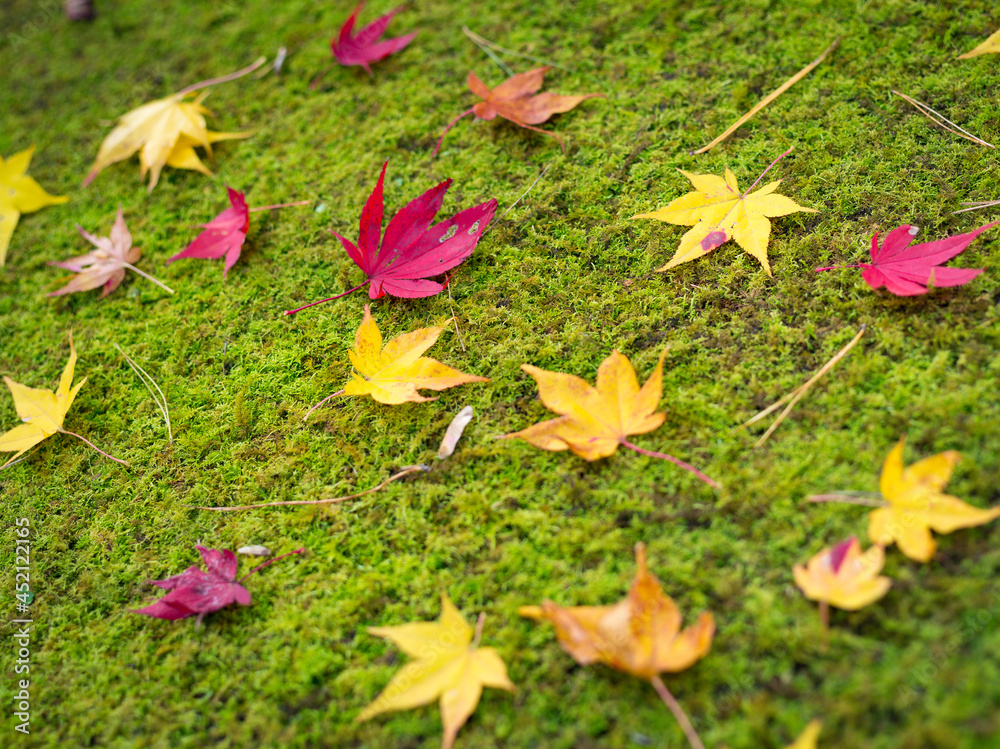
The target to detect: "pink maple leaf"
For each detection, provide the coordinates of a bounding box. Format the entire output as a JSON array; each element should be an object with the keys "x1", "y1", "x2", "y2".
[
  {"x1": 816, "y1": 222, "x2": 995, "y2": 296},
  {"x1": 332, "y1": 2, "x2": 416, "y2": 75},
  {"x1": 131, "y1": 545, "x2": 304, "y2": 626},
  {"x1": 284, "y1": 160, "x2": 497, "y2": 315}
]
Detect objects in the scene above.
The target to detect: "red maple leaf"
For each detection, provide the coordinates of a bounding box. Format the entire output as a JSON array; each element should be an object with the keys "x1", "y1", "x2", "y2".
[
  {"x1": 816, "y1": 222, "x2": 995, "y2": 296},
  {"x1": 284, "y1": 161, "x2": 497, "y2": 315},
  {"x1": 131, "y1": 545, "x2": 304, "y2": 626},
  {"x1": 166, "y1": 187, "x2": 308, "y2": 277},
  {"x1": 332, "y1": 2, "x2": 416, "y2": 76}
]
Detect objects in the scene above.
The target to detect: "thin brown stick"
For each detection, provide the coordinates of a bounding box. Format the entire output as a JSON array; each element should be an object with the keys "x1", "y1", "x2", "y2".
[
  {"x1": 693, "y1": 37, "x2": 840, "y2": 154},
  {"x1": 176, "y1": 57, "x2": 267, "y2": 96},
  {"x1": 954, "y1": 198, "x2": 1000, "y2": 215},
  {"x1": 463, "y1": 27, "x2": 514, "y2": 77},
  {"x1": 650, "y1": 676, "x2": 705, "y2": 749},
  {"x1": 891, "y1": 90, "x2": 996, "y2": 148},
  {"x1": 185, "y1": 465, "x2": 429, "y2": 511},
  {"x1": 806, "y1": 493, "x2": 887, "y2": 507},
  {"x1": 489, "y1": 164, "x2": 550, "y2": 231},
  {"x1": 736, "y1": 325, "x2": 865, "y2": 447}
]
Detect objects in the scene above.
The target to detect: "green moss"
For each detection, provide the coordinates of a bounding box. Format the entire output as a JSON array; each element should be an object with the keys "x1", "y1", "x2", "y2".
[{"x1": 2, "y1": 0, "x2": 1000, "y2": 746}]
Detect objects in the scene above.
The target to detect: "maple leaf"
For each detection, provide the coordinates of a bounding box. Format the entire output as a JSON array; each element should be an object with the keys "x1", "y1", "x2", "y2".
[
  {"x1": 0, "y1": 145, "x2": 69, "y2": 266},
  {"x1": 815, "y1": 222, "x2": 994, "y2": 296},
  {"x1": 356, "y1": 593, "x2": 515, "y2": 749},
  {"x1": 82, "y1": 59, "x2": 263, "y2": 192},
  {"x1": 868, "y1": 438, "x2": 1000, "y2": 562},
  {"x1": 958, "y1": 27, "x2": 1000, "y2": 58},
  {"x1": 502, "y1": 349, "x2": 719, "y2": 487},
  {"x1": 632, "y1": 148, "x2": 817, "y2": 276},
  {"x1": 793, "y1": 537, "x2": 891, "y2": 627},
  {"x1": 132, "y1": 545, "x2": 304, "y2": 626},
  {"x1": 48, "y1": 208, "x2": 173, "y2": 298},
  {"x1": 0, "y1": 333, "x2": 126, "y2": 471},
  {"x1": 284, "y1": 161, "x2": 496, "y2": 314},
  {"x1": 433, "y1": 66, "x2": 604, "y2": 156},
  {"x1": 520, "y1": 543, "x2": 714, "y2": 749},
  {"x1": 331, "y1": 2, "x2": 416, "y2": 75},
  {"x1": 308, "y1": 304, "x2": 487, "y2": 411},
  {"x1": 786, "y1": 720, "x2": 823, "y2": 749}
]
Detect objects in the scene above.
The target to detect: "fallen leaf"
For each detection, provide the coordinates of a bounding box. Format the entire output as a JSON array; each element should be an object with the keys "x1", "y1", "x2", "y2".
[
  {"x1": 869, "y1": 438, "x2": 1000, "y2": 562},
  {"x1": 356, "y1": 593, "x2": 515, "y2": 749},
  {"x1": 0, "y1": 333, "x2": 126, "y2": 470},
  {"x1": 786, "y1": 720, "x2": 823, "y2": 749},
  {"x1": 632, "y1": 148, "x2": 816, "y2": 276},
  {"x1": 433, "y1": 66, "x2": 604, "y2": 156},
  {"x1": 48, "y1": 208, "x2": 173, "y2": 298},
  {"x1": 793, "y1": 536, "x2": 891, "y2": 615},
  {"x1": 437, "y1": 405, "x2": 474, "y2": 459},
  {"x1": 815, "y1": 222, "x2": 994, "y2": 296},
  {"x1": 132, "y1": 545, "x2": 304, "y2": 626},
  {"x1": 327, "y1": 305, "x2": 487, "y2": 406},
  {"x1": 332, "y1": 2, "x2": 416, "y2": 75},
  {"x1": 285, "y1": 161, "x2": 496, "y2": 313},
  {"x1": 958, "y1": 28, "x2": 1000, "y2": 58},
  {"x1": 237, "y1": 545, "x2": 271, "y2": 556},
  {"x1": 0, "y1": 145, "x2": 69, "y2": 266},
  {"x1": 520, "y1": 543, "x2": 713, "y2": 749},
  {"x1": 83, "y1": 59, "x2": 263, "y2": 192},
  {"x1": 502, "y1": 349, "x2": 718, "y2": 487}
]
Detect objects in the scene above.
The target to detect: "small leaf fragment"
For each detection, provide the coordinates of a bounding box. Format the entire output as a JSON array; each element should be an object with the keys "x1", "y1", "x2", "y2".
[{"x1": 437, "y1": 405, "x2": 474, "y2": 459}]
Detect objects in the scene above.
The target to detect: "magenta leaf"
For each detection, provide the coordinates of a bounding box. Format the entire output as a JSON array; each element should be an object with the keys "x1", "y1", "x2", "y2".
[
  {"x1": 332, "y1": 2, "x2": 416, "y2": 76},
  {"x1": 167, "y1": 186, "x2": 250, "y2": 277},
  {"x1": 131, "y1": 545, "x2": 304, "y2": 626},
  {"x1": 285, "y1": 161, "x2": 497, "y2": 314}
]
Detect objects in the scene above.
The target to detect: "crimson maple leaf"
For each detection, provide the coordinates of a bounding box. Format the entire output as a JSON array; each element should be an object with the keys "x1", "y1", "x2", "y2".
[
  {"x1": 331, "y1": 2, "x2": 416, "y2": 76},
  {"x1": 284, "y1": 160, "x2": 496, "y2": 315},
  {"x1": 816, "y1": 222, "x2": 995, "y2": 296},
  {"x1": 131, "y1": 545, "x2": 303, "y2": 626}
]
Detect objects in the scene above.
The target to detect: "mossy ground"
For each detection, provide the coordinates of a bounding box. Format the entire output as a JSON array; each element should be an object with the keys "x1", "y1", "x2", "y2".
[{"x1": 2, "y1": 0, "x2": 1000, "y2": 747}]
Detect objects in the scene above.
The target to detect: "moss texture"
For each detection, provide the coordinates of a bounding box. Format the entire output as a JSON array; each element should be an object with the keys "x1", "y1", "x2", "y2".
[{"x1": 1, "y1": 0, "x2": 999, "y2": 747}]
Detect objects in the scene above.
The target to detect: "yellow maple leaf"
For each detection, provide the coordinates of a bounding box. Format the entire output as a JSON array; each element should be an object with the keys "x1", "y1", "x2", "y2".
[
  {"x1": 786, "y1": 719, "x2": 823, "y2": 749},
  {"x1": 0, "y1": 145, "x2": 69, "y2": 266},
  {"x1": 868, "y1": 438, "x2": 1000, "y2": 562},
  {"x1": 82, "y1": 60, "x2": 263, "y2": 192},
  {"x1": 793, "y1": 536, "x2": 891, "y2": 616},
  {"x1": 502, "y1": 349, "x2": 719, "y2": 487},
  {"x1": 520, "y1": 543, "x2": 714, "y2": 749},
  {"x1": 337, "y1": 304, "x2": 488, "y2": 405},
  {"x1": 958, "y1": 28, "x2": 1000, "y2": 58},
  {"x1": 631, "y1": 150, "x2": 817, "y2": 276},
  {"x1": 356, "y1": 593, "x2": 515, "y2": 749}
]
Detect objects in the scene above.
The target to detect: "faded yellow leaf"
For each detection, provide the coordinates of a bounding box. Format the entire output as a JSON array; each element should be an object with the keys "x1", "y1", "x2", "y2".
[
  {"x1": 0, "y1": 145, "x2": 69, "y2": 266},
  {"x1": 632, "y1": 159, "x2": 816, "y2": 276},
  {"x1": 340, "y1": 305, "x2": 487, "y2": 405},
  {"x1": 958, "y1": 28, "x2": 1000, "y2": 58},
  {"x1": 868, "y1": 438, "x2": 1000, "y2": 562},
  {"x1": 793, "y1": 537, "x2": 891, "y2": 612},
  {"x1": 786, "y1": 719, "x2": 823, "y2": 749},
  {"x1": 356, "y1": 593, "x2": 515, "y2": 749}
]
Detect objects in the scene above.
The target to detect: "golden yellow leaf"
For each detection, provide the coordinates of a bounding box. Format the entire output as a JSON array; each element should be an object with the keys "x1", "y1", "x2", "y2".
[
  {"x1": 336, "y1": 305, "x2": 487, "y2": 405},
  {"x1": 0, "y1": 333, "x2": 86, "y2": 469},
  {"x1": 631, "y1": 152, "x2": 817, "y2": 276},
  {"x1": 786, "y1": 719, "x2": 823, "y2": 749},
  {"x1": 0, "y1": 145, "x2": 69, "y2": 266},
  {"x1": 356, "y1": 593, "x2": 515, "y2": 749},
  {"x1": 868, "y1": 438, "x2": 1000, "y2": 562},
  {"x1": 82, "y1": 60, "x2": 263, "y2": 192},
  {"x1": 793, "y1": 537, "x2": 891, "y2": 612},
  {"x1": 958, "y1": 28, "x2": 1000, "y2": 58}
]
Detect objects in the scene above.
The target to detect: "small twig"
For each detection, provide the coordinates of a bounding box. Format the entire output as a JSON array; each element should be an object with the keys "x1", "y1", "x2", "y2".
[
  {"x1": 185, "y1": 465, "x2": 429, "y2": 511},
  {"x1": 114, "y1": 343, "x2": 173, "y2": 443},
  {"x1": 806, "y1": 493, "x2": 887, "y2": 507},
  {"x1": 249, "y1": 200, "x2": 311, "y2": 213},
  {"x1": 891, "y1": 90, "x2": 996, "y2": 148},
  {"x1": 463, "y1": 27, "x2": 514, "y2": 77},
  {"x1": 693, "y1": 37, "x2": 840, "y2": 154},
  {"x1": 486, "y1": 164, "x2": 550, "y2": 234},
  {"x1": 620, "y1": 439, "x2": 720, "y2": 489},
  {"x1": 650, "y1": 676, "x2": 705, "y2": 749},
  {"x1": 176, "y1": 57, "x2": 267, "y2": 97},
  {"x1": 472, "y1": 612, "x2": 487, "y2": 648},
  {"x1": 237, "y1": 548, "x2": 305, "y2": 583},
  {"x1": 303, "y1": 389, "x2": 346, "y2": 420},
  {"x1": 736, "y1": 325, "x2": 865, "y2": 447},
  {"x1": 954, "y1": 198, "x2": 1000, "y2": 215},
  {"x1": 58, "y1": 428, "x2": 129, "y2": 466},
  {"x1": 461, "y1": 27, "x2": 602, "y2": 88},
  {"x1": 0, "y1": 446, "x2": 42, "y2": 472}
]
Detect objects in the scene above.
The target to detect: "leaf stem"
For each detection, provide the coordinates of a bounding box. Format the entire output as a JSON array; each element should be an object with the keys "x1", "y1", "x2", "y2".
[
  {"x1": 814, "y1": 264, "x2": 865, "y2": 272},
  {"x1": 742, "y1": 146, "x2": 794, "y2": 198},
  {"x1": 619, "y1": 439, "x2": 720, "y2": 489},
  {"x1": 309, "y1": 63, "x2": 338, "y2": 90},
  {"x1": 431, "y1": 109, "x2": 475, "y2": 159},
  {"x1": 237, "y1": 548, "x2": 305, "y2": 583},
  {"x1": 472, "y1": 612, "x2": 486, "y2": 648},
  {"x1": 122, "y1": 263, "x2": 175, "y2": 294},
  {"x1": 176, "y1": 57, "x2": 267, "y2": 96},
  {"x1": 283, "y1": 283, "x2": 366, "y2": 316},
  {"x1": 249, "y1": 200, "x2": 311, "y2": 213},
  {"x1": 185, "y1": 465, "x2": 429, "y2": 511},
  {"x1": 650, "y1": 676, "x2": 705, "y2": 749},
  {"x1": 304, "y1": 389, "x2": 346, "y2": 420},
  {"x1": 58, "y1": 429, "x2": 129, "y2": 466}
]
